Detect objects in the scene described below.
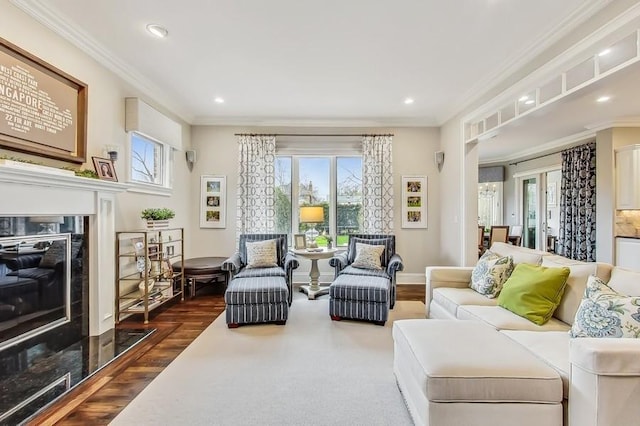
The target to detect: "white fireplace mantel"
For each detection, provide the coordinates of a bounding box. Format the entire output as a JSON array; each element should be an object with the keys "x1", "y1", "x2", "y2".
[{"x1": 0, "y1": 162, "x2": 129, "y2": 335}]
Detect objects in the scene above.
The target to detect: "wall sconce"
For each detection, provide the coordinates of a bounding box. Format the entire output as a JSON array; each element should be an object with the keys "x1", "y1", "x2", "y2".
[
  {"x1": 105, "y1": 145, "x2": 119, "y2": 162},
  {"x1": 434, "y1": 151, "x2": 445, "y2": 172},
  {"x1": 185, "y1": 150, "x2": 197, "y2": 170}
]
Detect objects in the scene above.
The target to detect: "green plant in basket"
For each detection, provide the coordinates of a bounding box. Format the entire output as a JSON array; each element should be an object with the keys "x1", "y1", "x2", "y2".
[{"x1": 141, "y1": 208, "x2": 175, "y2": 220}]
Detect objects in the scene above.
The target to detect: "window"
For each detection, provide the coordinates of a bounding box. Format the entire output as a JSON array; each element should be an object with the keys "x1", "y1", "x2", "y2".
[
  {"x1": 275, "y1": 155, "x2": 362, "y2": 247},
  {"x1": 129, "y1": 132, "x2": 173, "y2": 194}
]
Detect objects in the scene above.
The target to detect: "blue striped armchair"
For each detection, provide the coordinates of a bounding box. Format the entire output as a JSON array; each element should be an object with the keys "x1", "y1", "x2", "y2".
[
  {"x1": 328, "y1": 234, "x2": 403, "y2": 325},
  {"x1": 222, "y1": 234, "x2": 299, "y2": 328}
]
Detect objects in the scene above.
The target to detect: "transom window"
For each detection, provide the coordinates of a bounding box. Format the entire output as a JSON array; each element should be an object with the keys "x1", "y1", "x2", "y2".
[{"x1": 275, "y1": 155, "x2": 363, "y2": 247}]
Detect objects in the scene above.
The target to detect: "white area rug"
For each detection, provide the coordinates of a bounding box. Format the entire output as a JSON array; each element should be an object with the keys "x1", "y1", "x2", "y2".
[{"x1": 111, "y1": 291, "x2": 424, "y2": 426}]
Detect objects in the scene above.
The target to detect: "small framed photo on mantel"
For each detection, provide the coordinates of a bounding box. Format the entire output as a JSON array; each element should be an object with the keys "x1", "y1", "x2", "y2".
[
  {"x1": 401, "y1": 175, "x2": 427, "y2": 229},
  {"x1": 92, "y1": 157, "x2": 117, "y2": 182},
  {"x1": 200, "y1": 175, "x2": 226, "y2": 228}
]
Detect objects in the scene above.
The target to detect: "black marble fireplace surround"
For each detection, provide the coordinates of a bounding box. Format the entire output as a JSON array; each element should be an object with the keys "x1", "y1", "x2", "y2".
[{"x1": 0, "y1": 216, "x2": 154, "y2": 424}]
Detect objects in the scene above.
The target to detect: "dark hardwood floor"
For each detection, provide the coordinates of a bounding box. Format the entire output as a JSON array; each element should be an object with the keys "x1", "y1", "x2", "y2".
[{"x1": 30, "y1": 284, "x2": 425, "y2": 425}]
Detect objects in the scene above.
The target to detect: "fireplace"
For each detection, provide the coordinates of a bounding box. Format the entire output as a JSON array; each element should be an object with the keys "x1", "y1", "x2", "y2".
[
  {"x1": 0, "y1": 162, "x2": 129, "y2": 422},
  {"x1": 0, "y1": 161, "x2": 126, "y2": 336}
]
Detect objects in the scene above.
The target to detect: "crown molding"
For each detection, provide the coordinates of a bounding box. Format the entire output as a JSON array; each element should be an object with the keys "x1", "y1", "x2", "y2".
[
  {"x1": 584, "y1": 116, "x2": 640, "y2": 131},
  {"x1": 191, "y1": 116, "x2": 438, "y2": 128},
  {"x1": 438, "y1": 0, "x2": 613, "y2": 125},
  {"x1": 11, "y1": 0, "x2": 195, "y2": 124}
]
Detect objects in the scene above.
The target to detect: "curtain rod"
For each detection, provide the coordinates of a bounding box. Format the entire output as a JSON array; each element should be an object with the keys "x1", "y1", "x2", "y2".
[
  {"x1": 509, "y1": 149, "x2": 564, "y2": 166},
  {"x1": 508, "y1": 141, "x2": 594, "y2": 166},
  {"x1": 234, "y1": 133, "x2": 394, "y2": 137}
]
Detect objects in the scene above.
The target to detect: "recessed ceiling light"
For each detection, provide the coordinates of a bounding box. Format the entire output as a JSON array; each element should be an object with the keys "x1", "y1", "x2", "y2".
[
  {"x1": 146, "y1": 24, "x2": 168, "y2": 39},
  {"x1": 597, "y1": 96, "x2": 610, "y2": 103},
  {"x1": 598, "y1": 48, "x2": 611, "y2": 57},
  {"x1": 524, "y1": 99, "x2": 535, "y2": 105},
  {"x1": 404, "y1": 98, "x2": 414, "y2": 105},
  {"x1": 214, "y1": 97, "x2": 225, "y2": 104},
  {"x1": 519, "y1": 95, "x2": 529, "y2": 102}
]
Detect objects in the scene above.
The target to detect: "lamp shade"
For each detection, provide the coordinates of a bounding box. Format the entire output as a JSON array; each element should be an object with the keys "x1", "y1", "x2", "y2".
[{"x1": 299, "y1": 206, "x2": 324, "y2": 223}]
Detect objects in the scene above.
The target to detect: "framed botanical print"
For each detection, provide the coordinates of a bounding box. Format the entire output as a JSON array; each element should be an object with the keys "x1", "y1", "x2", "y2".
[
  {"x1": 402, "y1": 176, "x2": 427, "y2": 228},
  {"x1": 200, "y1": 175, "x2": 226, "y2": 228}
]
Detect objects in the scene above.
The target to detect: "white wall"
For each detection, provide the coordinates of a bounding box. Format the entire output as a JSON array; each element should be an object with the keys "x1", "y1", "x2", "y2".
[
  {"x1": 189, "y1": 126, "x2": 440, "y2": 283},
  {"x1": 0, "y1": 2, "x2": 193, "y2": 242}
]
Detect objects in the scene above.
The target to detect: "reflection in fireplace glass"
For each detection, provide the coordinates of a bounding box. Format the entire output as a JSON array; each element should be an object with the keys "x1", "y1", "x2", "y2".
[{"x1": 0, "y1": 216, "x2": 85, "y2": 350}]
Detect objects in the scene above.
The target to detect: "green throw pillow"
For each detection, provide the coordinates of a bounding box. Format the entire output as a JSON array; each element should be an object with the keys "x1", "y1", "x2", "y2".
[{"x1": 497, "y1": 263, "x2": 570, "y2": 325}]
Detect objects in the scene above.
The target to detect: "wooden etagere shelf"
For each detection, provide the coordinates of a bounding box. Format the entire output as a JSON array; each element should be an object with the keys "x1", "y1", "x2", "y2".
[{"x1": 115, "y1": 227, "x2": 185, "y2": 324}]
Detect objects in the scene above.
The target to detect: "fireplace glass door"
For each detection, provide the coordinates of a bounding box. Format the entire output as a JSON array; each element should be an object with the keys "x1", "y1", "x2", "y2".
[{"x1": 0, "y1": 216, "x2": 86, "y2": 350}]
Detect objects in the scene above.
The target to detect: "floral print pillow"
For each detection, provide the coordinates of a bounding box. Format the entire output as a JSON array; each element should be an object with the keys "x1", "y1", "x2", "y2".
[
  {"x1": 470, "y1": 250, "x2": 514, "y2": 298},
  {"x1": 570, "y1": 275, "x2": 640, "y2": 338}
]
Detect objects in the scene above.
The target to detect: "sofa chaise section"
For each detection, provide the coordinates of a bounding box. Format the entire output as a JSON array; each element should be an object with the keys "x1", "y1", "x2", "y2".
[{"x1": 418, "y1": 240, "x2": 640, "y2": 426}]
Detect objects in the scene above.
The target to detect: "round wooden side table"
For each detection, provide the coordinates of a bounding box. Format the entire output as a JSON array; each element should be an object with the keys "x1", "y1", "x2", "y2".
[{"x1": 172, "y1": 256, "x2": 227, "y2": 297}]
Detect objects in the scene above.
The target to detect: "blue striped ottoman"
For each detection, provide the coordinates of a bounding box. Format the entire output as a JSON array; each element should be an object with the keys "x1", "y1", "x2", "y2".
[
  {"x1": 329, "y1": 274, "x2": 390, "y2": 325},
  {"x1": 224, "y1": 276, "x2": 289, "y2": 328}
]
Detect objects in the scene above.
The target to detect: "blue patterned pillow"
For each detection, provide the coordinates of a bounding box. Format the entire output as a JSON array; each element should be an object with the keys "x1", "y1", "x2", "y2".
[
  {"x1": 470, "y1": 250, "x2": 514, "y2": 298},
  {"x1": 570, "y1": 275, "x2": 640, "y2": 338}
]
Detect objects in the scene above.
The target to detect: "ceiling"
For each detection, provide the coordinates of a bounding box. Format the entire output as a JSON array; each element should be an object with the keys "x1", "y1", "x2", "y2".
[{"x1": 13, "y1": 0, "x2": 639, "y2": 161}]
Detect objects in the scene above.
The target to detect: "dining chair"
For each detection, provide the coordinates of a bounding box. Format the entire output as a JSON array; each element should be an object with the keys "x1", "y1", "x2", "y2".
[
  {"x1": 477, "y1": 226, "x2": 486, "y2": 257},
  {"x1": 508, "y1": 225, "x2": 523, "y2": 246},
  {"x1": 489, "y1": 225, "x2": 510, "y2": 247}
]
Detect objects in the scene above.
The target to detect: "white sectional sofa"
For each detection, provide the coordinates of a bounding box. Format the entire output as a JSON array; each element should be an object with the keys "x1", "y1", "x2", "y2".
[{"x1": 418, "y1": 242, "x2": 640, "y2": 426}]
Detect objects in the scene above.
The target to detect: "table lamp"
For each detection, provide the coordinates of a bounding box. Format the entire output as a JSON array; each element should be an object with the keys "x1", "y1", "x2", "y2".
[{"x1": 300, "y1": 206, "x2": 324, "y2": 246}]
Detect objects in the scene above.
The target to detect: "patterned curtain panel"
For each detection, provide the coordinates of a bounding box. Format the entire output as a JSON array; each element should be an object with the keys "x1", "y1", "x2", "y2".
[
  {"x1": 362, "y1": 135, "x2": 394, "y2": 233},
  {"x1": 236, "y1": 135, "x2": 276, "y2": 237},
  {"x1": 558, "y1": 142, "x2": 596, "y2": 262}
]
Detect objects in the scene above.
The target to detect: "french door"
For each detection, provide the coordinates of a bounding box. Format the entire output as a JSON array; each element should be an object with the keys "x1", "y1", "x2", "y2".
[{"x1": 514, "y1": 166, "x2": 561, "y2": 251}]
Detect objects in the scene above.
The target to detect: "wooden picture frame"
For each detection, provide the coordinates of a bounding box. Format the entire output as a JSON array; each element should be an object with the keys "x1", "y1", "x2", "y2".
[
  {"x1": 294, "y1": 234, "x2": 306, "y2": 250},
  {"x1": 200, "y1": 175, "x2": 226, "y2": 228},
  {"x1": 92, "y1": 157, "x2": 117, "y2": 181},
  {"x1": 402, "y1": 176, "x2": 428, "y2": 228},
  {"x1": 0, "y1": 37, "x2": 87, "y2": 164}
]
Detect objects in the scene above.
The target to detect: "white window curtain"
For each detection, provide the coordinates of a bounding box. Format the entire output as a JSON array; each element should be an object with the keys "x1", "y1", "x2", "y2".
[
  {"x1": 236, "y1": 135, "x2": 277, "y2": 237},
  {"x1": 362, "y1": 135, "x2": 394, "y2": 233}
]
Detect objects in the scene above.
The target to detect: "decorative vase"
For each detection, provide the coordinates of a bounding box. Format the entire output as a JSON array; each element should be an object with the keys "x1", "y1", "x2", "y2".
[
  {"x1": 146, "y1": 219, "x2": 170, "y2": 230},
  {"x1": 139, "y1": 278, "x2": 155, "y2": 296},
  {"x1": 327, "y1": 242, "x2": 333, "y2": 249}
]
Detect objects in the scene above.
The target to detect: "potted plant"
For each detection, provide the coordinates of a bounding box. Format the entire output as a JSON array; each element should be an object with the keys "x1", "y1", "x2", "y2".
[{"x1": 141, "y1": 208, "x2": 175, "y2": 229}]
